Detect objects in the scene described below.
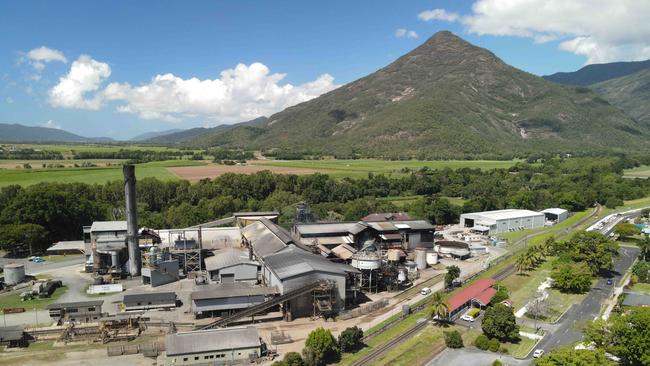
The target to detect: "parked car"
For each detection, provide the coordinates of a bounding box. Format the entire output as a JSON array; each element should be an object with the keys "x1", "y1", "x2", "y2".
[
  {"x1": 460, "y1": 314, "x2": 475, "y2": 322},
  {"x1": 533, "y1": 349, "x2": 545, "y2": 358},
  {"x1": 420, "y1": 287, "x2": 432, "y2": 295},
  {"x1": 606, "y1": 278, "x2": 613, "y2": 285},
  {"x1": 32, "y1": 257, "x2": 45, "y2": 263}
]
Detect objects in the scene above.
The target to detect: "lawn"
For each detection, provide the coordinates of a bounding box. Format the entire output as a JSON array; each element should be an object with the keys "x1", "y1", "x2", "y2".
[
  {"x1": 630, "y1": 283, "x2": 650, "y2": 295},
  {"x1": 252, "y1": 159, "x2": 519, "y2": 179},
  {"x1": 0, "y1": 159, "x2": 206, "y2": 187},
  {"x1": 369, "y1": 324, "x2": 447, "y2": 366},
  {"x1": 0, "y1": 286, "x2": 67, "y2": 310},
  {"x1": 462, "y1": 329, "x2": 537, "y2": 359}
]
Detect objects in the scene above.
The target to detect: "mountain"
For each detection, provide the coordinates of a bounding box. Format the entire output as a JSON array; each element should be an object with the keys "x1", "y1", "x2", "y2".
[
  {"x1": 591, "y1": 68, "x2": 650, "y2": 125},
  {"x1": 0, "y1": 123, "x2": 115, "y2": 143},
  {"x1": 185, "y1": 31, "x2": 650, "y2": 158},
  {"x1": 145, "y1": 117, "x2": 268, "y2": 145},
  {"x1": 544, "y1": 59, "x2": 650, "y2": 86},
  {"x1": 130, "y1": 129, "x2": 184, "y2": 141}
]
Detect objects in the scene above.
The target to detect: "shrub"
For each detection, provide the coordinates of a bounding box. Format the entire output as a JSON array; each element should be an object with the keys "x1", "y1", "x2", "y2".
[
  {"x1": 492, "y1": 360, "x2": 503, "y2": 366},
  {"x1": 338, "y1": 326, "x2": 364, "y2": 353},
  {"x1": 474, "y1": 334, "x2": 490, "y2": 350},
  {"x1": 443, "y1": 330, "x2": 464, "y2": 348},
  {"x1": 488, "y1": 338, "x2": 500, "y2": 352},
  {"x1": 303, "y1": 327, "x2": 338, "y2": 366},
  {"x1": 283, "y1": 352, "x2": 304, "y2": 366}
]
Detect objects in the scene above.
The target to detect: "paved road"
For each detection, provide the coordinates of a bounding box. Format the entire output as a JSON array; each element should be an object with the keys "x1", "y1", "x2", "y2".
[
  {"x1": 428, "y1": 348, "x2": 530, "y2": 366},
  {"x1": 0, "y1": 255, "x2": 85, "y2": 275},
  {"x1": 534, "y1": 246, "x2": 639, "y2": 353}
]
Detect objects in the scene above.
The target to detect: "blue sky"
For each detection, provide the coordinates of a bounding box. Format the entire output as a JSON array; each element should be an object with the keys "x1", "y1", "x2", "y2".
[{"x1": 1, "y1": 1, "x2": 647, "y2": 140}]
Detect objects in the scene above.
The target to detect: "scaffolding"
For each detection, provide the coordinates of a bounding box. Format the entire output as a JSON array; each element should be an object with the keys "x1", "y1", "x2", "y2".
[{"x1": 166, "y1": 229, "x2": 202, "y2": 275}]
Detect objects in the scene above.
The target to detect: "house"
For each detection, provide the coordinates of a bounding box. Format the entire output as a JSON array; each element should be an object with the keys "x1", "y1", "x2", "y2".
[
  {"x1": 447, "y1": 278, "x2": 497, "y2": 318},
  {"x1": 164, "y1": 326, "x2": 264, "y2": 365}
]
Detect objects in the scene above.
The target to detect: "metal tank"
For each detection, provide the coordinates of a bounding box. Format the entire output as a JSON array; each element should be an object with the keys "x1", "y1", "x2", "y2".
[
  {"x1": 350, "y1": 251, "x2": 381, "y2": 270},
  {"x1": 426, "y1": 251, "x2": 439, "y2": 265},
  {"x1": 397, "y1": 267, "x2": 408, "y2": 283},
  {"x1": 4, "y1": 263, "x2": 25, "y2": 285},
  {"x1": 415, "y1": 248, "x2": 428, "y2": 270},
  {"x1": 386, "y1": 249, "x2": 401, "y2": 262}
]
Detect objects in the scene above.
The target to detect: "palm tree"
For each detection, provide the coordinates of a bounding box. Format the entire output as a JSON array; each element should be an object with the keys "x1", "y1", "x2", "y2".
[
  {"x1": 515, "y1": 253, "x2": 532, "y2": 274},
  {"x1": 428, "y1": 292, "x2": 449, "y2": 323}
]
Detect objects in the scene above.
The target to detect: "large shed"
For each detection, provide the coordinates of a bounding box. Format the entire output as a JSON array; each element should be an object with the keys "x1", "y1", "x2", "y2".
[
  {"x1": 204, "y1": 247, "x2": 259, "y2": 283},
  {"x1": 541, "y1": 208, "x2": 569, "y2": 223},
  {"x1": 190, "y1": 283, "x2": 278, "y2": 318},
  {"x1": 122, "y1": 292, "x2": 177, "y2": 311},
  {"x1": 460, "y1": 209, "x2": 545, "y2": 234},
  {"x1": 164, "y1": 326, "x2": 263, "y2": 365},
  {"x1": 46, "y1": 300, "x2": 104, "y2": 322}
]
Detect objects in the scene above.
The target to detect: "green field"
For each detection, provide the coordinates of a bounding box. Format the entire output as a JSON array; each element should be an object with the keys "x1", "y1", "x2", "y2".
[
  {"x1": 0, "y1": 286, "x2": 67, "y2": 310},
  {"x1": 253, "y1": 159, "x2": 519, "y2": 178},
  {"x1": 0, "y1": 160, "x2": 205, "y2": 187},
  {"x1": 7, "y1": 143, "x2": 192, "y2": 154},
  {"x1": 624, "y1": 165, "x2": 650, "y2": 178}
]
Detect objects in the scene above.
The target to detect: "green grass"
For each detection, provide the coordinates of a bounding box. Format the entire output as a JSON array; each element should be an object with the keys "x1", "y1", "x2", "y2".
[
  {"x1": 253, "y1": 159, "x2": 519, "y2": 178},
  {"x1": 0, "y1": 286, "x2": 67, "y2": 310},
  {"x1": 498, "y1": 209, "x2": 591, "y2": 244},
  {"x1": 40, "y1": 254, "x2": 83, "y2": 262},
  {"x1": 369, "y1": 325, "x2": 447, "y2": 366},
  {"x1": 462, "y1": 329, "x2": 538, "y2": 359},
  {"x1": 8, "y1": 143, "x2": 193, "y2": 154},
  {"x1": 624, "y1": 165, "x2": 650, "y2": 178},
  {"x1": 0, "y1": 160, "x2": 206, "y2": 187},
  {"x1": 630, "y1": 283, "x2": 650, "y2": 295}
]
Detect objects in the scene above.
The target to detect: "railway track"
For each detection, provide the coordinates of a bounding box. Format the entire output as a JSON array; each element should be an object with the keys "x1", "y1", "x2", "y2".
[{"x1": 353, "y1": 319, "x2": 430, "y2": 366}]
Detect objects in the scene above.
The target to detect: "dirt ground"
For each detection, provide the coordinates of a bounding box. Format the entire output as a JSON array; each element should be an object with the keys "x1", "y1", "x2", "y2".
[{"x1": 167, "y1": 162, "x2": 316, "y2": 182}]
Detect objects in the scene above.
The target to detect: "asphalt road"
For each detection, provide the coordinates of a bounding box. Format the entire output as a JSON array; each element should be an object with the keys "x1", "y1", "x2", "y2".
[
  {"x1": 533, "y1": 245, "x2": 639, "y2": 353},
  {"x1": 0, "y1": 255, "x2": 85, "y2": 276}
]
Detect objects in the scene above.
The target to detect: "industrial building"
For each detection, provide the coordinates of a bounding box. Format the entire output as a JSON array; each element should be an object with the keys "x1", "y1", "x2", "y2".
[
  {"x1": 541, "y1": 208, "x2": 569, "y2": 223},
  {"x1": 122, "y1": 292, "x2": 177, "y2": 311},
  {"x1": 361, "y1": 212, "x2": 412, "y2": 222},
  {"x1": 0, "y1": 326, "x2": 27, "y2": 348},
  {"x1": 46, "y1": 300, "x2": 104, "y2": 323},
  {"x1": 164, "y1": 326, "x2": 264, "y2": 365},
  {"x1": 292, "y1": 222, "x2": 369, "y2": 248},
  {"x1": 204, "y1": 247, "x2": 260, "y2": 283},
  {"x1": 459, "y1": 209, "x2": 546, "y2": 234},
  {"x1": 190, "y1": 283, "x2": 278, "y2": 318}
]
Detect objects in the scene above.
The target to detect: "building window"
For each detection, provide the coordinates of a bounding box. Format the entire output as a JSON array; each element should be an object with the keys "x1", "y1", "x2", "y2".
[
  {"x1": 88, "y1": 307, "x2": 95, "y2": 311},
  {"x1": 183, "y1": 358, "x2": 188, "y2": 362},
  {"x1": 194, "y1": 356, "x2": 199, "y2": 360}
]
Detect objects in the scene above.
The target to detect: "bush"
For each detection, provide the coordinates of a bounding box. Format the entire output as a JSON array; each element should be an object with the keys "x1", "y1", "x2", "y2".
[
  {"x1": 488, "y1": 338, "x2": 500, "y2": 352},
  {"x1": 443, "y1": 330, "x2": 464, "y2": 348},
  {"x1": 303, "y1": 327, "x2": 338, "y2": 366},
  {"x1": 338, "y1": 326, "x2": 364, "y2": 353},
  {"x1": 283, "y1": 352, "x2": 304, "y2": 366},
  {"x1": 474, "y1": 334, "x2": 490, "y2": 350},
  {"x1": 492, "y1": 361, "x2": 503, "y2": 366}
]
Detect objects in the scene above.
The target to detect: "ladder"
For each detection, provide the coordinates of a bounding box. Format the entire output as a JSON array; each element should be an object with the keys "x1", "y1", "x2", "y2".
[{"x1": 198, "y1": 280, "x2": 331, "y2": 330}]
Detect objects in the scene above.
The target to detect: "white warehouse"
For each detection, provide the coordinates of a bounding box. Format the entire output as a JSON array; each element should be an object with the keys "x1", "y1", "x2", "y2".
[{"x1": 460, "y1": 209, "x2": 545, "y2": 235}]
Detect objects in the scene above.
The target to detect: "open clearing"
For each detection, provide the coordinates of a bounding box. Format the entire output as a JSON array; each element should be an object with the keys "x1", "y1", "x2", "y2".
[
  {"x1": 624, "y1": 165, "x2": 650, "y2": 178},
  {"x1": 167, "y1": 162, "x2": 317, "y2": 182}
]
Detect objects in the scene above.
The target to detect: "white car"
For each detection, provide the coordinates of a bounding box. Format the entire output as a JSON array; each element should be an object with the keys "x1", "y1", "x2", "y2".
[
  {"x1": 420, "y1": 287, "x2": 431, "y2": 295},
  {"x1": 460, "y1": 314, "x2": 475, "y2": 322},
  {"x1": 533, "y1": 349, "x2": 545, "y2": 358}
]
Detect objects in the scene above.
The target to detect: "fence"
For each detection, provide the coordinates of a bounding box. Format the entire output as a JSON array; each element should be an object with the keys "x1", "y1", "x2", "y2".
[
  {"x1": 107, "y1": 342, "x2": 165, "y2": 357},
  {"x1": 338, "y1": 298, "x2": 389, "y2": 320}
]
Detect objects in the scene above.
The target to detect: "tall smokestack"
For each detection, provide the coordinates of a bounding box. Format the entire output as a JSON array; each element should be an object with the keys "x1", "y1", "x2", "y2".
[{"x1": 123, "y1": 164, "x2": 141, "y2": 276}]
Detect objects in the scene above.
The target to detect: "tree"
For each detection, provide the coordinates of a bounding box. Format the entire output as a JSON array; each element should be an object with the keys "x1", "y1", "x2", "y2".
[
  {"x1": 615, "y1": 223, "x2": 641, "y2": 239},
  {"x1": 638, "y1": 237, "x2": 650, "y2": 262},
  {"x1": 515, "y1": 253, "x2": 534, "y2": 273},
  {"x1": 533, "y1": 347, "x2": 615, "y2": 366},
  {"x1": 474, "y1": 334, "x2": 489, "y2": 350},
  {"x1": 551, "y1": 262, "x2": 592, "y2": 293},
  {"x1": 632, "y1": 260, "x2": 650, "y2": 283},
  {"x1": 0, "y1": 223, "x2": 49, "y2": 255},
  {"x1": 443, "y1": 330, "x2": 463, "y2": 348},
  {"x1": 338, "y1": 326, "x2": 364, "y2": 353},
  {"x1": 302, "y1": 327, "x2": 338, "y2": 366},
  {"x1": 428, "y1": 292, "x2": 449, "y2": 322},
  {"x1": 445, "y1": 265, "x2": 461, "y2": 288},
  {"x1": 282, "y1": 352, "x2": 304, "y2": 366},
  {"x1": 490, "y1": 284, "x2": 509, "y2": 305},
  {"x1": 481, "y1": 304, "x2": 520, "y2": 341},
  {"x1": 555, "y1": 231, "x2": 619, "y2": 274}
]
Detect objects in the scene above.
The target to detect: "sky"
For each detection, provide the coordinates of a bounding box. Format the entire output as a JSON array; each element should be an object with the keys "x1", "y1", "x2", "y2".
[{"x1": 2, "y1": 1, "x2": 650, "y2": 140}]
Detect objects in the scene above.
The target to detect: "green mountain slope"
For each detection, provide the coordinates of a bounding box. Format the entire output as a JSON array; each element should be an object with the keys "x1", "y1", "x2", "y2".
[
  {"x1": 0, "y1": 123, "x2": 114, "y2": 143},
  {"x1": 145, "y1": 117, "x2": 268, "y2": 145},
  {"x1": 187, "y1": 31, "x2": 650, "y2": 158},
  {"x1": 591, "y1": 68, "x2": 650, "y2": 126},
  {"x1": 544, "y1": 59, "x2": 650, "y2": 86}
]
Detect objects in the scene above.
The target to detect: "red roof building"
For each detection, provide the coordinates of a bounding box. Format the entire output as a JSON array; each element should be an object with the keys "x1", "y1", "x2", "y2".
[{"x1": 447, "y1": 278, "x2": 497, "y2": 318}]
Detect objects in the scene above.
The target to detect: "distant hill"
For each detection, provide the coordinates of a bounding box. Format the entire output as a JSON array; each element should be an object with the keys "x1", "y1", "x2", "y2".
[
  {"x1": 185, "y1": 31, "x2": 650, "y2": 158},
  {"x1": 544, "y1": 59, "x2": 650, "y2": 86},
  {"x1": 591, "y1": 68, "x2": 650, "y2": 125},
  {"x1": 0, "y1": 123, "x2": 115, "y2": 143},
  {"x1": 130, "y1": 129, "x2": 184, "y2": 141},
  {"x1": 145, "y1": 117, "x2": 268, "y2": 145}
]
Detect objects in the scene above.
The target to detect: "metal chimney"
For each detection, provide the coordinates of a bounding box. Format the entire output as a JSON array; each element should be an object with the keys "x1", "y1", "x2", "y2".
[{"x1": 123, "y1": 164, "x2": 141, "y2": 276}]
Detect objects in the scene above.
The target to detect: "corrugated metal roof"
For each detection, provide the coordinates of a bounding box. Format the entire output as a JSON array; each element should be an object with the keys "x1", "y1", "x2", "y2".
[
  {"x1": 47, "y1": 240, "x2": 85, "y2": 252},
  {"x1": 123, "y1": 292, "x2": 176, "y2": 305},
  {"x1": 463, "y1": 209, "x2": 544, "y2": 221},
  {"x1": 205, "y1": 248, "x2": 258, "y2": 272},
  {"x1": 295, "y1": 222, "x2": 367, "y2": 236},
  {"x1": 190, "y1": 283, "x2": 278, "y2": 301},
  {"x1": 234, "y1": 211, "x2": 279, "y2": 217},
  {"x1": 90, "y1": 221, "x2": 127, "y2": 232},
  {"x1": 331, "y1": 244, "x2": 357, "y2": 260},
  {"x1": 165, "y1": 326, "x2": 261, "y2": 356},
  {"x1": 541, "y1": 208, "x2": 568, "y2": 215},
  {"x1": 46, "y1": 300, "x2": 104, "y2": 309},
  {"x1": 301, "y1": 236, "x2": 353, "y2": 246},
  {"x1": 263, "y1": 245, "x2": 359, "y2": 280},
  {"x1": 242, "y1": 219, "x2": 294, "y2": 258},
  {"x1": 448, "y1": 278, "x2": 496, "y2": 311},
  {"x1": 0, "y1": 326, "x2": 24, "y2": 341},
  {"x1": 361, "y1": 212, "x2": 412, "y2": 222}
]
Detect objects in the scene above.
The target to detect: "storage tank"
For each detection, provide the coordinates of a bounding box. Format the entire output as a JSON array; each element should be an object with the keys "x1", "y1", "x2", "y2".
[
  {"x1": 4, "y1": 263, "x2": 25, "y2": 286},
  {"x1": 426, "y1": 251, "x2": 438, "y2": 266},
  {"x1": 415, "y1": 248, "x2": 427, "y2": 270},
  {"x1": 405, "y1": 261, "x2": 417, "y2": 273},
  {"x1": 350, "y1": 251, "x2": 381, "y2": 270},
  {"x1": 397, "y1": 267, "x2": 407, "y2": 282},
  {"x1": 387, "y1": 249, "x2": 401, "y2": 262}
]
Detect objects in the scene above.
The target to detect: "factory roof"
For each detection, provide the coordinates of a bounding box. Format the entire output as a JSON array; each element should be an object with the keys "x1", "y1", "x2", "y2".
[
  {"x1": 541, "y1": 208, "x2": 569, "y2": 215},
  {"x1": 435, "y1": 240, "x2": 470, "y2": 249},
  {"x1": 361, "y1": 212, "x2": 413, "y2": 222},
  {"x1": 165, "y1": 326, "x2": 261, "y2": 356},
  {"x1": 90, "y1": 221, "x2": 127, "y2": 232},
  {"x1": 157, "y1": 227, "x2": 241, "y2": 251},
  {"x1": 243, "y1": 218, "x2": 295, "y2": 258},
  {"x1": 302, "y1": 236, "x2": 354, "y2": 246},
  {"x1": 364, "y1": 220, "x2": 435, "y2": 232},
  {"x1": 47, "y1": 240, "x2": 86, "y2": 253},
  {"x1": 205, "y1": 247, "x2": 258, "y2": 272},
  {"x1": 190, "y1": 283, "x2": 278, "y2": 301},
  {"x1": 462, "y1": 209, "x2": 544, "y2": 222},
  {"x1": 331, "y1": 243, "x2": 357, "y2": 260},
  {"x1": 0, "y1": 326, "x2": 24, "y2": 342},
  {"x1": 295, "y1": 222, "x2": 368, "y2": 236},
  {"x1": 46, "y1": 300, "x2": 104, "y2": 309},
  {"x1": 234, "y1": 211, "x2": 279, "y2": 218},
  {"x1": 123, "y1": 292, "x2": 176, "y2": 305},
  {"x1": 263, "y1": 245, "x2": 359, "y2": 280}
]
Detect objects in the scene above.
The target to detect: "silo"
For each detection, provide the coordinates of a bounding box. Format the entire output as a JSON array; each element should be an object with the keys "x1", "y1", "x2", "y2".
[
  {"x1": 426, "y1": 251, "x2": 439, "y2": 266},
  {"x1": 415, "y1": 248, "x2": 427, "y2": 270},
  {"x1": 4, "y1": 263, "x2": 25, "y2": 285}
]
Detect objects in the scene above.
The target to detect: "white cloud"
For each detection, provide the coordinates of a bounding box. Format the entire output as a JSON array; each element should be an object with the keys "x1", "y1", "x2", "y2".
[
  {"x1": 429, "y1": 0, "x2": 650, "y2": 64},
  {"x1": 27, "y1": 46, "x2": 67, "y2": 64},
  {"x1": 49, "y1": 57, "x2": 338, "y2": 123},
  {"x1": 395, "y1": 28, "x2": 419, "y2": 39},
  {"x1": 41, "y1": 120, "x2": 61, "y2": 129},
  {"x1": 418, "y1": 9, "x2": 459, "y2": 22},
  {"x1": 48, "y1": 55, "x2": 111, "y2": 110}
]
